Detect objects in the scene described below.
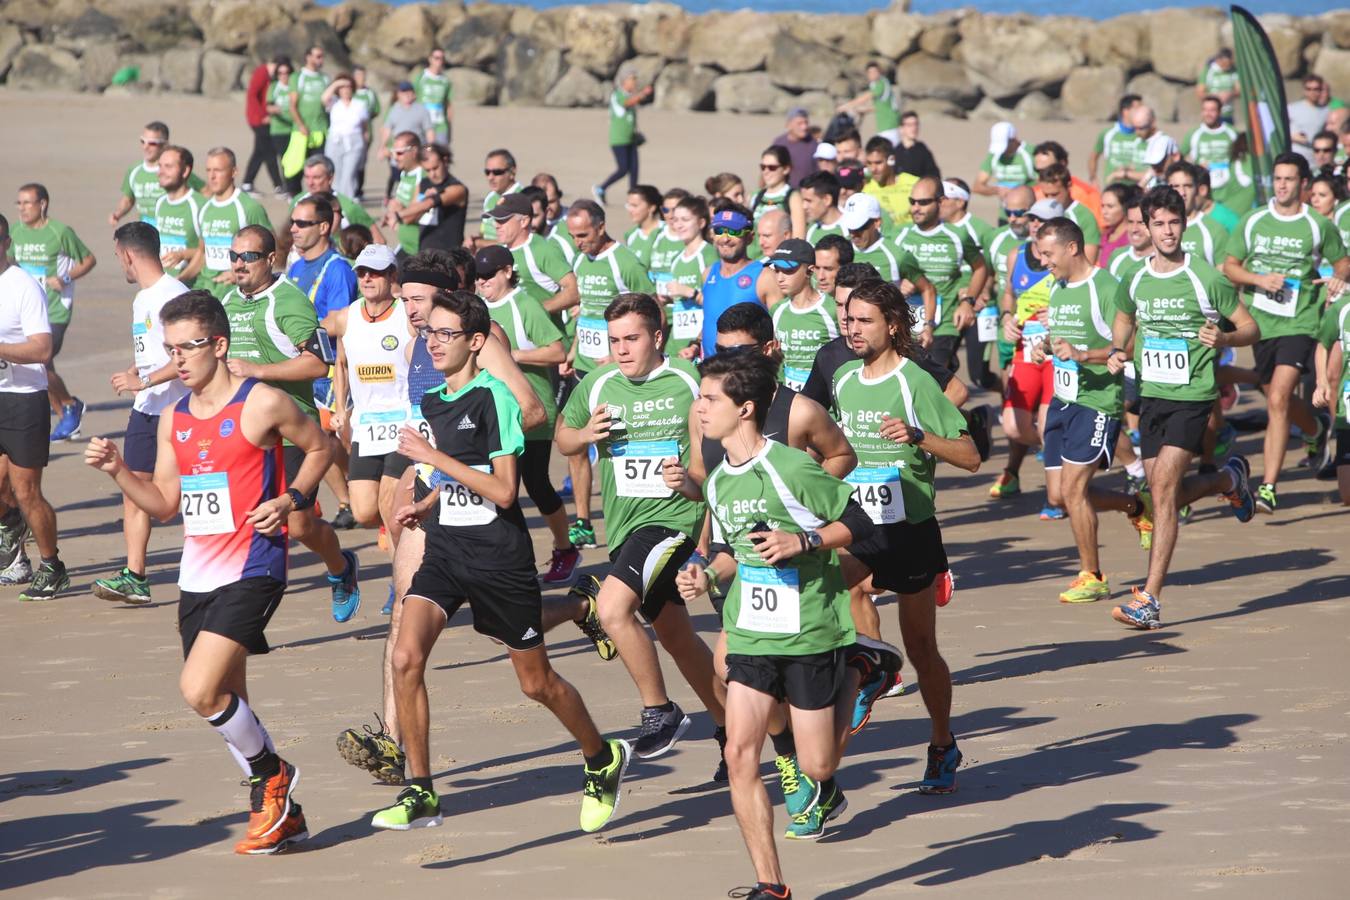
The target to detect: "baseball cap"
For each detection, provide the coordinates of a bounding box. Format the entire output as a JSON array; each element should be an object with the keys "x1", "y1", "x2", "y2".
[
  {"x1": 473, "y1": 244, "x2": 513, "y2": 278},
  {"x1": 396, "y1": 80, "x2": 414, "y2": 92},
  {"x1": 988, "y1": 121, "x2": 1016, "y2": 155},
  {"x1": 485, "y1": 193, "x2": 533, "y2": 221},
  {"x1": 353, "y1": 243, "x2": 398, "y2": 273},
  {"x1": 813, "y1": 142, "x2": 838, "y2": 161},
  {"x1": 1143, "y1": 132, "x2": 1178, "y2": 166},
  {"x1": 839, "y1": 192, "x2": 882, "y2": 232},
  {"x1": 1027, "y1": 198, "x2": 1064, "y2": 220},
  {"x1": 940, "y1": 180, "x2": 970, "y2": 203},
  {"x1": 769, "y1": 238, "x2": 816, "y2": 268},
  {"x1": 711, "y1": 208, "x2": 750, "y2": 232}
]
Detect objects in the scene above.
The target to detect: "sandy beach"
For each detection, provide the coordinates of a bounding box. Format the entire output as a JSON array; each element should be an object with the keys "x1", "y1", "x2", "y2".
[{"x1": 1, "y1": 90, "x2": 1347, "y2": 899}]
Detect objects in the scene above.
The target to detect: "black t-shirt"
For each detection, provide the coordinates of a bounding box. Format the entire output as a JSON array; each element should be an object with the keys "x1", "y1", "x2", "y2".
[
  {"x1": 418, "y1": 174, "x2": 467, "y2": 251},
  {"x1": 420, "y1": 370, "x2": 532, "y2": 570},
  {"x1": 893, "y1": 141, "x2": 940, "y2": 180},
  {"x1": 802, "y1": 335, "x2": 953, "y2": 416}
]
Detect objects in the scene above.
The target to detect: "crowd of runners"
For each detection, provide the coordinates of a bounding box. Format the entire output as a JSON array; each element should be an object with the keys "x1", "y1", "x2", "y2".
[{"x1": 4, "y1": 47, "x2": 1350, "y2": 900}]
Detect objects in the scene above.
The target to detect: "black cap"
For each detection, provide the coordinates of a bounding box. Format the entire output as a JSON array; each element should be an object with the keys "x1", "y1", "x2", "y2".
[
  {"x1": 769, "y1": 238, "x2": 816, "y2": 267},
  {"x1": 473, "y1": 245, "x2": 513, "y2": 279},
  {"x1": 836, "y1": 162, "x2": 865, "y2": 190},
  {"x1": 485, "y1": 193, "x2": 533, "y2": 221}
]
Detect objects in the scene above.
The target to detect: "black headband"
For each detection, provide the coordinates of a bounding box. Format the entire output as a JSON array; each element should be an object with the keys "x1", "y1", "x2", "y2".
[{"x1": 398, "y1": 268, "x2": 458, "y2": 291}]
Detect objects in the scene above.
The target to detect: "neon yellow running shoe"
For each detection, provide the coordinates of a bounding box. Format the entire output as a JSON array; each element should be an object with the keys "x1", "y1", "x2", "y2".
[
  {"x1": 1059, "y1": 571, "x2": 1110, "y2": 604},
  {"x1": 1129, "y1": 489, "x2": 1154, "y2": 551},
  {"x1": 988, "y1": 471, "x2": 1020, "y2": 499},
  {"x1": 579, "y1": 738, "x2": 631, "y2": 833}
]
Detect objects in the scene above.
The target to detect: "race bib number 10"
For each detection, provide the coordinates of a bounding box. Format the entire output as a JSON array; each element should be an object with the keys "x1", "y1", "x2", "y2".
[{"x1": 1052, "y1": 356, "x2": 1080, "y2": 402}]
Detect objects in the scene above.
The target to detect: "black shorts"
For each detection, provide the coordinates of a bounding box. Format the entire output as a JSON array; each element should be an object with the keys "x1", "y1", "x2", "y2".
[
  {"x1": 49, "y1": 321, "x2": 68, "y2": 359},
  {"x1": 556, "y1": 372, "x2": 581, "y2": 411},
  {"x1": 1336, "y1": 429, "x2": 1350, "y2": 467},
  {"x1": 848, "y1": 515, "x2": 948, "y2": 596},
  {"x1": 912, "y1": 347, "x2": 956, "y2": 389},
  {"x1": 179, "y1": 576, "x2": 286, "y2": 657},
  {"x1": 1253, "y1": 335, "x2": 1315, "y2": 384},
  {"x1": 407, "y1": 553, "x2": 544, "y2": 650},
  {"x1": 725, "y1": 648, "x2": 846, "y2": 711},
  {"x1": 1043, "y1": 400, "x2": 1121, "y2": 470},
  {"x1": 282, "y1": 444, "x2": 320, "y2": 500},
  {"x1": 124, "y1": 410, "x2": 160, "y2": 474},
  {"x1": 0, "y1": 391, "x2": 51, "y2": 469},
  {"x1": 348, "y1": 443, "x2": 410, "y2": 482},
  {"x1": 608, "y1": 525, "x2": 695, "y2": 623},
  {"x1": 926, "y1": 334, "x2": 962, "y2": 374},
  {"x1": 1138, "y1": 396, "x2": 1211, "y2": 459}
]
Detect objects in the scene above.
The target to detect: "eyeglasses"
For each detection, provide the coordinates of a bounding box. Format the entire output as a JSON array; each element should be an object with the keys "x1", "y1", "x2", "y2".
[
  {"x1": 484, "y1": 167, "x2": 511, "y2": 176},
  {"x1": 228, "y1": 250, "x2": 267, "y2": 263},
  {"x1": 1314, "y1": 145, "x2": 1336, "y2": 154},
  {"x1": 140, "y1": 138, "x2": 164, "y2": 147},
  {"x1": 760, "y1": 163, "x2": 784, "y2": 171},
  {"x1": 714, "y1": 342, "x2": 761, "y2": 355},
  {"x1": 393, "y1": 146, "x2": 415, "y2": 156},
  {"x1": 909, "y1": 197, "x2": 938, "y2": 206},
  {"x1": 163, "y1": 336, "x2": 223, "y2": 356},
  {"x1": 1004, "y1": 208, "x2": 1030, "y2": 218},
  {"x1": 418, "y1": 326, "x2": 467, "y2": 343},
  {"x1": 290, "y1": 218, "x2": 320, "y2": 229},
  {"x1": 712, "y1": 226, "x2": 749, "y2": 237}
]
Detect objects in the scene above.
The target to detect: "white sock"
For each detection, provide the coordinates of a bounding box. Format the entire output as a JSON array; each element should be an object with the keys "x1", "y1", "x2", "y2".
[
  {"x1": 206, "y1": 693, "x2": 267, "y2": 761},
  {"x1": 1125, "y1": 458, "x2": 1145, "y2": 479}
]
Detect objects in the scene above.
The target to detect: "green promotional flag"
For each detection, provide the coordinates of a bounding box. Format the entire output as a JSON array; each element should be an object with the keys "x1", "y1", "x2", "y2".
[{"x1": 1230, "y1": 5, "x2": 1290, "y2": 205}]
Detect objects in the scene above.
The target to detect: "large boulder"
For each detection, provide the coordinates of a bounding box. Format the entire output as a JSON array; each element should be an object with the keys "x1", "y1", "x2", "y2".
[
  {"x1": 1127, "y1": 72, "x2": 1181, "y2": 123},
  {"x1": 544, "y1": 65, "x2": 605, "y2": 108},
  {"x1": 688, "y1": 12, "x2": 781, "y2": 73},
  {"x1": 446, "y1": 66, "x2": 497, "y2": 106},
  {"x1": 767, "y1": 32, "x2": 841, "y2": 91},
  {"x1": 370, "y1": 3, "x2": 434, "y2": 64},
  {"x1": 444, "y1": 10, "x2": 507, "y2": 68},
  {"x1": 712, "y1": 72, "x2": 791, "y2": 115},
  {"x1": 159, "y1": 45, "x2": 204, "y2": 94},
  {"x1": 786, "y1": 14, "x2": 871, "y2": 59},
  {"x1": 1083, "y1": 14, "x2": 1148, "y2": 70},
  {"x1": 497, "y1": 35, "x2": 564, "y2": 106},
  {"x1": 1148, "y1": 8, "x2": 1221, "y2": 83},
  {"x1": 202, "y1": 49, "x2": 247, "y2": 98},
  {"x1": 0, "y1": 0, "x2": 89, "y2": 31},
  {"x1": 1014, "y1": 91, "x2": 1061, "y2": 121},
  {"x1": 919, "y1": 22, "x2": 960, "y2": 59},
  {"x1": 252, "y1": 20, "x2": 350, "y2": 72},
  {"x1": 653, "y1": 61, "x2": 717, "y2": 111},
  {"x1": 897, "y1": 52, "x2": 979, "y2": 107},
  {"x1": 791, "y1": 90, "x2": 837, "y2": 125},
  {"x1": 205, "y1": 1, "x2": 292, "y2": 53},
  {"x1": 0, "y1": 24, "x2": 22, "y2": 80},
  {"x1": 1326, "y1": 12, "x2": 1350, "y2": 50},
  {"x1": 632, "y1": 4, "x2": 690, "y2": 60},
  {"x1": 564, "y1": 7, "x2": 629, "y2": 78},
  {"x1": 517, "y1": 7, "x2": 568, "y2": 50},
  {"x1": 8, "y1": 45, "x2": 82, "y2": 91},
  {"x1": 51, "y1": 7, "x2": 120, "y2": 51},
  {"x1": 960, "y1": 16, "x2": 1080, "y2": 99},
  {"x1": 79, "y1": 41, "x2": 125, "y2": 91},
  {"x1": 872, "y1": 10, "x2": 923, "y2": 60},
  {"x1": 624, "y1": 55, "x2": 666, "y2": 91},
  {"x1": 1259, "y1": 16, "x2": 1307, "y2": 77},
  {"x1": 1314, "y1": 45, "x2": 1350, "y2": 97},
  {"x1": 1060, "y1": 65, "x2": 1126, "y2": 120}
]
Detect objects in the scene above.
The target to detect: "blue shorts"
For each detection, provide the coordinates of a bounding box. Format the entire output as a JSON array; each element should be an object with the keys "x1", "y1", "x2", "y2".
[
  {"x1": 124, "y1": 410, "x2": 160, "y2": 474},
  {"x1": 1043, "y1": 400, "x2": 1120, "y2": 470}
]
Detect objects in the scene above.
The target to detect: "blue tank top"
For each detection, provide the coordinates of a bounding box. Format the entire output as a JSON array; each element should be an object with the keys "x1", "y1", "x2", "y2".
[
  {"x1": 700, "y1": 259, "x2": 766, "y2": 358},
  {"x1": 1010, "y1": 242, "x2": 1051, "y2": 300},
  {"x1": 407, "y1": 336, "x2": 440, "y2": 403}
]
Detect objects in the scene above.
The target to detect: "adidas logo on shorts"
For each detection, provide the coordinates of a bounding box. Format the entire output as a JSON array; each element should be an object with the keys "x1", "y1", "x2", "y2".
[
  {"x1": 521, "y1": 627, "x2": 538, "y2": 640},
  {"x1": 457, "y1": 415, "x2": 475, "y2": 430}
]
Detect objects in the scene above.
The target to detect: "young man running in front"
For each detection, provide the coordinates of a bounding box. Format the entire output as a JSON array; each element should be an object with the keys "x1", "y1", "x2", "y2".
[
  {"x1": 1107, "y1": 186, "x2": 1259, "y2": 629},
  {"x1": 85, "y1": 290, "x2": 332, "y2": 854},
  {"x1": 373, "y1": 290, "x2": 629, "y2": 834}
]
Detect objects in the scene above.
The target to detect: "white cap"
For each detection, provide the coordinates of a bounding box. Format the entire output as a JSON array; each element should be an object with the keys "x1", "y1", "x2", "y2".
[
  {"x1": 941, "y1": 180, "x2": 970, "y2": 203},
  {"x1": 814, "y1": 142, "x2": 838, "y2": 161},
  {"x1": 1143, "y1": 132, "x2": 1178, "y2": 166},
  {"x1": 1027, "y1": 198, "x2": 1064, "y2": 220},
  {"x1": 988, "y1": 121, "x2": 1016, "y2": 155},
  {"x1": 839, "y1": 192, "x2": 882, "y2": 231},
  {"x1": 353, "y1": 243, "x2": 398, "y2": 272}
]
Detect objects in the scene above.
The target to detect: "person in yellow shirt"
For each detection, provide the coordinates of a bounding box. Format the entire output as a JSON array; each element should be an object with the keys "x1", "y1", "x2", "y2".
[{"x1": 862, "y1": 136, "x2": 919, "y2": 233}]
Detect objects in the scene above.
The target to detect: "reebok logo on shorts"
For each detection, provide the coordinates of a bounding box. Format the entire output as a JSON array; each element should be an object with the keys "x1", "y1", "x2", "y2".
[{"x1": 457, "y1": 415, "x2": 475, "y2": 430}]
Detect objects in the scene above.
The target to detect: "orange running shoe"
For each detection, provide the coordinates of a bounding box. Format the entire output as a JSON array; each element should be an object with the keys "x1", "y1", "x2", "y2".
[
  {"x1": 241, "y1": 760, "x2": 300, "y2": 842},
  {"x1": 934, "y1": 569, "x2": 954, "y2": 607},
  {"x1": 235, "y1": 801, "x2": 309, "y2": 855}
]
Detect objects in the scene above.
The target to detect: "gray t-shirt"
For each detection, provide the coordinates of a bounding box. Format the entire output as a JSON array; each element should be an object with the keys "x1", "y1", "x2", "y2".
[
  {"x1": 384, "y1": 102, "x2": 434, "y2": 147},
  {"x1": 1288, "y1": 99, "x2": 1329, "y2": 161}
]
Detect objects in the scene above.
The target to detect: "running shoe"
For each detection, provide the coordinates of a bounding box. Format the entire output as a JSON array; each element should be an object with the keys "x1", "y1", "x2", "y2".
[
  {"x1": 1254, "y1": 481, "x2": 1277, "y2": 515},
  {"x1": 934, "y1": 568, "x2": 954, "y2": 607},
  {"x1": 0, "y1": 519, "x2": 27, "y2": 571},
  {"x1": 1059, "y1": 571, "x2": 1109, "y2": 604},
  {"x1": 727, "y1": 885, "x2": 792, "y2": 899},
  {"x1": 568, "y1": 518, "x2": 597, "y2": 549},
  {"x1": 241, "y1": 182, "x2": 255, "y2": 193},
  {"x1": 328, "y1": 549, "x2": 361, "y2": 622},
  {"x1": 918, "y1": 739, "x2": 963, "y2": 794},
  {"x1": 847, "y1": 635, "x2": 903, "y2": 735},
  {"x1": 966, "y1": 405, "x2": 992, "y2": 462},
  {"x1": 1317, "y1": 456, "x2": 1339, "y2": 481},
  {"x1": 377, "y1": 524, "x2": 389, "y2": 551},
  {"x1": 1123, "y1": 471, "x2": 1146, "y2": 496},
  {"x1": 1302, "y1": 414, "x2": 1331, "y2": 471},
  {"x1": 541, "y1": 546, "x2": 581, "y2": 584},
  {"x1": 1219, "y1": 382, "x2": 1239, "y2": 411},
  {"x1": 1178, "y1": 503, "x2": 1193, "y2": 525},
  {"x1": 242, "y1": 760, "x2": 299, "y2": 841},
  {"x1": 784, "y1": 779, "x2": 847, "y2": 840},
  {"x1": 1222, "y1": 455, "x2": 1255, "y2": 523},
  {"x1": 235, "y1": 801, "x2": 309, "y2": 855},
  {"x1": 633, "y1": 702, "x2": 691, "y2": 759},
  {"x1": 0, "y1": 552, "x2": 33, "y2": 586},
  {"x1": 1129, "y1": 489, "x2": 1154, "y2": 551},
  {"x1": 988, "y1": 471, "x2": 1020, "y2": 499},
  {"x1": 569, "y1": 574, "x2": 616, "y2": 660},
  {"x1": 1127, "y1": 428, "x2": 1141, "y2": 448},
  {"x1": 92, "y1": 567, "x2": 152, "y2": 605},
  {"x1": 18, "y1": 559, "x2": 68, "y2": 601},
  {"x1": 337, "y1": 714, "x2": 405, "y2": 785},
  {"x1": 1111, "y1": 586, "x2": 1161, "y2": 630},
  {"x1": 881, "y1": 669, "x2": 906, "y2": 698},
  {"x1": 579, "y1": 738, "x2": 631, "y2": 833},
  {"x1": 591, "y1": 184, "x2": 606, "y2": 205},
  {"x1": 382, "y1": 584, "x2": 395, "y2": 616},
  {"x1": 1038, "y1": 505, "x2": 1066, "y2": 520},
  {"x1": 560, "y1": 475, "x2": 573, "y2": 498},
  {"x1": 775, "y1": 754, "x2": 816, "y2": 818},
  {"x1": 49, "y1": 398, "x2": 85, "y2": 442},
  {"x1": 1034, "y1": 448, "x2": 1044, "y2": 463},
  {"x1": 713, "y1": 725, "x2": 728, "y2": 783},
  {"x1": 331, "y1": 504, "x2": 358, "y2": 530},
  {"x1": 1214, "y1": 422, "x2": 1237, "y2": 459},
  {"x1": 371, "y1": 784, "x2": 442, "y2": 830}
]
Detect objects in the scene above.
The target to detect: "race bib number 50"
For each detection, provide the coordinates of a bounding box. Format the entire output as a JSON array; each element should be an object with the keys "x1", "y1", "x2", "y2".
[{"x1": 735, "y1": 564, "x2": 801, "y2": 634}]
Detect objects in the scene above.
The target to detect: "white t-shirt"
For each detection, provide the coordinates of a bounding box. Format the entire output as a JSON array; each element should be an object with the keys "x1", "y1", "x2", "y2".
[
  {"x1": 327, "y1": 98, "x2": 369, "y2": 142},
  {"x1": 0, "y1": 265, "x2": 52, "y2": 393},
  {"x1": 131, "y1": 273, "x2": 191, "y2": 415}
]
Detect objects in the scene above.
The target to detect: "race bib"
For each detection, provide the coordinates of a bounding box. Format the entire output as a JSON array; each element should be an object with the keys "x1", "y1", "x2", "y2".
[
  {"x1": 846, "y1": 466, "x2": 905, "y2": 525},
  {"x1": 1021, "y1": 320, "x2": 1048, "y2": 363},
  {"x1": 1342, "y1": 377, "x2": 1350, "y2": 426},
  {"x1": 735, "y1": 564, "x2": 801, "y2": 634},
  {"x1": 672, "y1": 298, "x2": 702, "y2": 340},
  {"x1": 20, "y1": 263, "x2": 46, "y2": 289},
  {"x1": 577, "y1": 316, "x2": 607, "y2": 360},
  {"x1": 652, "y1": 272, "x2": 673, "y2": 298},
  {"x1": 418, "y1": 193, "x2": 439, "y2": 227},
  {"x1": 1209, "y1": 161, "x2": 1230, "y2": 189},
  {"x1": 1123, "y1": 361, "x2": 1137, "y2": 382},
  {"x1": 203, "y1": 235, "x2": 231, "y2": 271},
  {"x1": 906, "y1": 295, "x2": 930, "y2": 334},
  {"x1": 977, "y1": 306, "x2": 999, "y2": 342},
  {"x1": 132, "y1": 321, "x2": 153, "y2": 370},
  {"x1": 180, "y1": 473, "x2": 235, "y2": 536},
  {"x1": 438, "y1": 464, "x2": 497, "y2": 526},
  {"x1": 1140, "y1": 336, "x2": 1190, "y2": 385},
  {"x1": 0, "y1": 359, "x2": 12, "y2": 390},
  {"x1": 410, "y1": 413, "x2": 436, "y2": 447},
  {"x1": 1052, "y1": 356, "x2": 1080, "y2": 403},
  {"x1": 356, "y1": 406, "x2": 408, "y2": 456},
  {"x1": 783, "y1": 365, "x2": 810, "y2": 392},
  {"x1": 612, "y1": 439, "x2": 677, "y2": 498},
  {"x1": 1252, "y1": 278, "x2": 1300, "y2": 318}
]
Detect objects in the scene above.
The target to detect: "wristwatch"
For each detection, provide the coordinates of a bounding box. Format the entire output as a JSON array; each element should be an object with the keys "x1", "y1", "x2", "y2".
[
  {"x1": 804, "y1": 530, "x2": 823, "y2": 551},
  {"x1": 286, "y1": 487, "x2": 315, "y2": 511},
  {"x1": 139, "y1": 372, "x2": 151, "y2": 390},
  {"x1": 910, "y1": 426, "x2": 926, "y2": 446}
]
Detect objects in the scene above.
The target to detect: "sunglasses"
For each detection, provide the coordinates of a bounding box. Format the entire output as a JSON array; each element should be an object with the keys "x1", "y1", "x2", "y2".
[
  {"x1": 291, "y1": 218, "x2": 321, "y2": 229},
  {"x1": 474, "y1": 268, "x2": 505, "y2": 281},
  {"x1": 140, "y1": 138, "x2": 164, "y2": 147},
  {"x1": 228, "y1": 250, "x2": 267, "y2": 263},
  {"x1": 393, "y1": 146, "x2": 415, "y2": 156},
  {"x1": 1314, "y1": 146, "x2": 1336, "y2": 154},
  {"x1": 714, "y1": 342, "x2": 761, "y2": 355},
  {"x1": 1004, "y1": 208, "x2": 1030, "y2": 217},
  {"x1": 418, "y1": 326, "x2": 467, "y2": 343},
  {"x1": 660, "y1": 206, "x2": 673, "y2": 214},
  {"x1": 712, "y1": 226, "x2": 749, "y2": 237},
  {"x1": 163, "y1": 336, "x2": 223, "y2": 355},
  {"x1": 910, "y1": 197, "x2": 938, "y2": 206},
  {"x1": 760, "y1": 163, "x2": 784, "y2": 171},
  {"x1": 484, "y1": 167, "x2": 511, "y2": 176},
  {"x1": 355, "y1": 267, "x2": 392, "y2": 278}
]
